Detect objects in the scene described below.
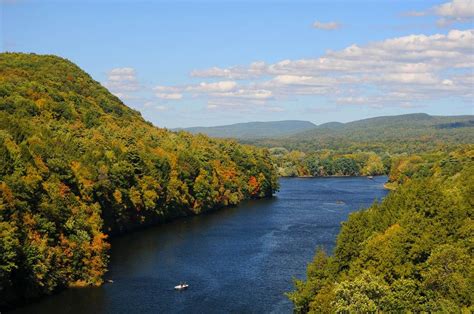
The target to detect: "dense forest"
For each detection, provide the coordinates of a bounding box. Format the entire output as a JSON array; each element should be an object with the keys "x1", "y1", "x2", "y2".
[
  {"x1": 196, "y1": 115, "x2": 473, "y2": 178},
  {"x1": 178, "y1": 120, "x2": 317, "y2": 139},
  {"x1": 1, "y1": 52, "x2": 472, "y2": 312},
  {"x1": 0, "y1": 53, "x2": 279, "y2": 309},
  {"x1": 288, "y1": 145, "x2": 473, "y2": 312},
  {"x1": 270, "y1": 148, "x2": 389, "y2": 177},
  {"x1": 247, "y1": 114, "x2": 474, "y2": 154}
]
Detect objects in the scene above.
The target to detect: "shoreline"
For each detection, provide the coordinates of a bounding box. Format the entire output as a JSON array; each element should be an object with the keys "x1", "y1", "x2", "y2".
[
  {"x1": 280, "y1": 174, "x2": 387, "y2": 179},
  {"x1": 4, "y1": 193, "x2": 277, "y2": 312}
]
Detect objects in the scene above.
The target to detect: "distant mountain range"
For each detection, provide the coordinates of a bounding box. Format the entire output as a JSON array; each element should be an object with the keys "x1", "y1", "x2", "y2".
[
  {"x1": 175, "y1": 120, "x2": 316, "y2": 139},
  {"x1": 261, "y1": 113, "x2": 474, "y2": 152},
  {"x1": 178, "y1": 113, "x2": 474, "y2": 140}
]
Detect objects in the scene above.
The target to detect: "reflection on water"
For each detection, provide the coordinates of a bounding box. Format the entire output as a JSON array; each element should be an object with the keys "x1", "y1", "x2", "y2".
[{"x1": 13, "y1": 176, "x2": 388, "y2": 314}]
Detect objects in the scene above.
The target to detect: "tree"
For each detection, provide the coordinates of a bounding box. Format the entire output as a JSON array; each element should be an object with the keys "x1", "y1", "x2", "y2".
[
  {"x1": 333, "y1": 271, "x2": 388, "y2": 313},
  {"x1": 422, "y1": 244, "x2": 473, "y2": 306},
  {"x1": 0, "y1": 53, "x2": 279, "y2": 309}
]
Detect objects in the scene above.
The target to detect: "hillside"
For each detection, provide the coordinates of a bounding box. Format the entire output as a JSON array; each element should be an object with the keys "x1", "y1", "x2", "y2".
[
  {"x1": 247, "y1": 113, "x2": 474, "y2": 153},
  {"x1": 177, "y1": 120, "x2": 317, "y2": 139},
  {"x1": 288, "y1": 146, "x2": 474, "y2": 312},
  {"x1": 0, "y1": 53, "x2": 279, "y2": 309}
]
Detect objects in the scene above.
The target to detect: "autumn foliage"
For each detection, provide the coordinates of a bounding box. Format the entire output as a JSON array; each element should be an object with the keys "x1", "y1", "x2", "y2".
[
  {"x1": 288, "y1": 146, "x2": 474, "y2": 312},
  {"x1": 0, "y1": 53, "x2": 279, "y2": 309}
]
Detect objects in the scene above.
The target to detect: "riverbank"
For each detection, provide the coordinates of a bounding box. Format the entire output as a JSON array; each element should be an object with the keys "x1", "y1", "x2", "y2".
[
  {"x1": 2, "y1": 193, "x2": 276, "y2": 312},
  {"x1": 383, "y1": 182, "x2": 398, "y2": 190},
  {"x1": 106, "y1": 194, "x2": 276, "y2": 238},
  {"x1": 12, "y1": 176, "x2": 388, "y2": 314},
  {"x1": 282, "y1": 174, "x2": 387, "y2": 179}
]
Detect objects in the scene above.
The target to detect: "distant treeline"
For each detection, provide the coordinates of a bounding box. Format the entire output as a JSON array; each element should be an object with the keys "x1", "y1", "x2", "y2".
[
  {"x1": 253, "y1": 113, "x2": 473, "y2": 179},
  {"x1": 245, "y1": 113, "x2": 474, "y2": 155},
  {"x1": 270, "y1": 148, "x2": 389, "y2": 177},
  {"x1": 288, "y1": 145, "x2": 473, "y2": 312},
  {"x1": 0, "y1": 53, "x2": 279, "y2": 310}
]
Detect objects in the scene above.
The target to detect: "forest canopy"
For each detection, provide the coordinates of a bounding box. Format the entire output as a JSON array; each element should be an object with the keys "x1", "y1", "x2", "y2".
[
  {"x1": 246, "y1": 113, "x2": 474, "y2": 155},
  {"x1": 0, "y1": 53, "x2": 279, "y2": 309},
  {"x1": 270, "y1": 148, "x2": 388, "y2": 177},
  {"x1": 288, "y1": 146, "x2": 474, "y2": 312}
]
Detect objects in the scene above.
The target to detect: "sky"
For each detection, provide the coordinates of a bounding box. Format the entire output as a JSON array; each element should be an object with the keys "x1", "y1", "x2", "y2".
[{"x1": 1, "y1": 0, "x2": 474, "y2": 128}]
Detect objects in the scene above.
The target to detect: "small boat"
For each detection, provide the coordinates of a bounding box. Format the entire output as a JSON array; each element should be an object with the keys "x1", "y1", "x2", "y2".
[
  {"x1": 106, "y1": 279, "x2": 114, "y2": 284},
  {"x1": 367, "y1": 176, "x2": 374, "y2": 179},
  {"x1": 335, "y1": 200, "x2": 345, "y2": 205},
  {"x1": 174, "y1": 283, "x2": 189, "y2": 290}
]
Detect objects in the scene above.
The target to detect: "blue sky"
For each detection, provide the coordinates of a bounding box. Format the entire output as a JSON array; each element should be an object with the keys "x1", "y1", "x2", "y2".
[{"x1": 2, "y1": 0, "x2": 473, "y2": 128}]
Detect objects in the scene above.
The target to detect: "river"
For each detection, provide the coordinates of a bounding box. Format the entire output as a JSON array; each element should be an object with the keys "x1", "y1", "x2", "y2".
[{"x1": 13, "y1": 176, "x2": 388, "y2": 314}]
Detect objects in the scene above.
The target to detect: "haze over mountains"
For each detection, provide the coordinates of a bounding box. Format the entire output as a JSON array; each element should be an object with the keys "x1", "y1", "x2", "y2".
[
  {"x1": 179, "y1": 114, "x2": 474, "y2": 141},
  {"x1": 175, "y1": 120, "x2": 316, "y2": 139}
]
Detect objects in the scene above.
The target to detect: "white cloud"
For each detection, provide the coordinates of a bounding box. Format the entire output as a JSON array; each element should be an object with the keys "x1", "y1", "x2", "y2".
[
  {"x1": 107, "y1": 67, "x2": 136, "y2": 81},
  {"x1": 381, "y1": 73, "x2": 439, "y2": 84},
  {"x1": 103, "y1": 67, "x2": 141, "y2": 100},
  {"x1": 187, "y1": 81, "x2": 237, "y2": 92},
  {"x1": 312, "y1": 21, "x2": 342, "y2": 30},
  {"x1": 263, "y1": 30, "x2": 473, "y2": 78},
  {"x1": 152, "y1": 81, "x2": 237, "y2": 100},
  {"x1": 155, "y1": 93, "x2": 183, "y2": 100},
  {"x1": 153, "y1": 86, "x2": 184, "y2": 100},
  {"x1": 154, "y1": 86, "x2": 180, "y2": 92},
  {"x1": 213, "y1": 89, "x2": 273, "y2": 100},
  {"x1": 191, "y1": 61, "x2": 268, "y2": 79},
  {"x1": 335, "y1": 96, "x2": 369, "y2": 105},
  {"x1": 180, "y1": 29, "x2": 473, "y2": 109},
  {"x1": 435, "y1": 0, "x2": 474, "y2": 19},
  {"x1": 111, "y1": 92, "x2": 136, "y2": 100},
  {"x1": 272, "y1": 75, "x2": 319, "y2": 85},
  {"x1": 406, "y1": 0, "x2": 474, "y2": 27},
  {"x1": 143, "y1": 102, "x2": 169, "y2": 111}
]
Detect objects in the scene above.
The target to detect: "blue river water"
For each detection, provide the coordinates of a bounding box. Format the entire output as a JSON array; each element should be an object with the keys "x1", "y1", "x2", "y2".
[{"x1": 13, "y1": 176, "x2": 388, "y2": 314}]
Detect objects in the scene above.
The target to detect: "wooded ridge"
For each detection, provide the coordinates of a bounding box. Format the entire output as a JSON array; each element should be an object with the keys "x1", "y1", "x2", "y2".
[{"x1": 0, "y1": 53, "x2": 279, "y2": 309}]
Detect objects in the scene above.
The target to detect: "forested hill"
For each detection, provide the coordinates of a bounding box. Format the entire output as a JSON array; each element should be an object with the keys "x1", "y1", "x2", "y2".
[
  {"x1": 247, "y1": 113, "x2": 474, "y2": 154},
  {"x1": 0, "y1": 53, "x2": 278, "y2": 309},
  {"x1": 177, "y1": 120, "x2": 317, "y2": 139},
  {"x1": 288, "y1": 146, "x2": 474, "y2": 312}
]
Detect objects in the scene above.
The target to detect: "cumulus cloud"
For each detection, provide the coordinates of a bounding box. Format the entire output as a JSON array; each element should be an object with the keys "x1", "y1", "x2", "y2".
[
  {"x1": 155, "y1": 93, "x2": 183, "y2": 100},
  {"x1": 312, "y1": 20, "x2": 341, "y2": 30},
  {"x1": 406, "y1": 0, "x2": 474, "y2": 27},
  {"x1": 187, "y1": 81, "x2": 237, "y2": 93},
  {"x1": 177, "y1": 29, "x2": 474, "y2": 109},
  {"x1": 435, "y1": 0, "x2": 474, "y2": 26},
  {"x1": 143, "y1": 102, "x2": 169, "y2": 111},
  {"x1": 107, "y1": 67, "x2": 136, "y2": 81},
  {"x1": 213, "y1": 89, "x2": 273, "y2": 100},
  {"x1": 153, "y1": 86, "x2": 183, "y2": 100},
  {"x1": 153, "y1": 81, "x2": 238, "y2": 101},
  {"x1": 191, "y1": 61, "x2": 268, "y2": 79},
  {"x1": 103, "y1": 67, "x2": 140, "y2": 99}
]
